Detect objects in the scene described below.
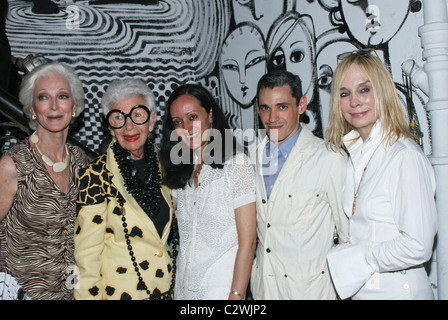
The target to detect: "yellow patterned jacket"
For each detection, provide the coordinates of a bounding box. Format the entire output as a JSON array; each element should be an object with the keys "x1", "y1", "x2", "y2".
[{"x1": 74, "y1": 143, "x2": 175, "y2": 300}]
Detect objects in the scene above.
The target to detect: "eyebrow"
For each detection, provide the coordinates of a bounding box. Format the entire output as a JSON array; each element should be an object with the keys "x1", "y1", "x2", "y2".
[
  {"x1": 258, "y1": 102, "x2": 291, "y2": 108},
  {"x1": 340, "y1": 80, "x2": 371, "y2": 91}
]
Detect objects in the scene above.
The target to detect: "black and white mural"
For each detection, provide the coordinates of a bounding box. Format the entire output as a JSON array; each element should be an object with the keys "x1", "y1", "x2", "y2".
[{"x1": 5, "y1": 0, "x2": 430, "y2": 154}]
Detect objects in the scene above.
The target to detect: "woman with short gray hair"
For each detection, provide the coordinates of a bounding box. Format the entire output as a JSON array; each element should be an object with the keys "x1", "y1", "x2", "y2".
[{"x1": 74, "y1": 78, "x2": 177, "y2": 300}]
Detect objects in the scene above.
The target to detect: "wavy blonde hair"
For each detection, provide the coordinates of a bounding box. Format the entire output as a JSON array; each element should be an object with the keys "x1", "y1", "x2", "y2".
[{"x1": 325, "y1": 51, "x2": 411, "y2": 151}]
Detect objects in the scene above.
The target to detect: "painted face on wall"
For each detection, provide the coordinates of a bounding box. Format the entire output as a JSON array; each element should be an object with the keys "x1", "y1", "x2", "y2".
[
  {"x1": 231, "y1": 0, "x2": 286, "y2": 37},
  {"x1": 220, "y1": 23, "x2": 267, "y2": 107},
  {"x1": 316, "y1": 39, "x2": 358, "y2": 134},
  {"x1": 340, "y1": 0, "x2": 411, "y2": 46},
  {"x1": 267, "y1": 13, "x2": 316, "y2": 105}
]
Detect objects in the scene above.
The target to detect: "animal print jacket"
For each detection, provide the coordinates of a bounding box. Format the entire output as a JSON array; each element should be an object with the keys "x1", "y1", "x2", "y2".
[{"x1": 74, "y1": 143, "x2": 175, "y2": 300}]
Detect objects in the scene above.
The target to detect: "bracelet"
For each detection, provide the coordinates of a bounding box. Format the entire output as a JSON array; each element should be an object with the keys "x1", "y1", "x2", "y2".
[{"x1": 230, "y1": 290, "x2": 244, "y2": 298}]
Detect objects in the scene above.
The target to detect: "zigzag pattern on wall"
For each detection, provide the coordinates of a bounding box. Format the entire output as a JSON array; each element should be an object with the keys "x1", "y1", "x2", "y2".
[{"x1": 6, "y1": 0, "x2": 230, "y2": 152}]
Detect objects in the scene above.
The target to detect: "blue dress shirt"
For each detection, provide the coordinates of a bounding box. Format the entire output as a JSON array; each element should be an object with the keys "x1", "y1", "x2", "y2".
[{"x1": 262, "y1": 126, "x2": 302, "y2": 198}]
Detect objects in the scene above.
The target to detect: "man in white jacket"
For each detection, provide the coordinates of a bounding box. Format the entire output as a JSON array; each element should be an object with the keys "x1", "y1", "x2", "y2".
[{"x1": 250, "y1": 70, "x2": 349, "y2": 299}]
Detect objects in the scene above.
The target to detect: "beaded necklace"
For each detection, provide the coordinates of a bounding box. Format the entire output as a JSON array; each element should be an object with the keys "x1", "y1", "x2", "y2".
[{"x1": 112, "y1": 140, "x2": 178, "y2": 299}]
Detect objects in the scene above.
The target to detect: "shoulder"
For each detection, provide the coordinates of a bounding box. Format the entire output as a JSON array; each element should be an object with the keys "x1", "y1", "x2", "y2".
[
  {"x1": 223, "y1": 152, "x2": 255, "y2": 181},
  {"x1": 79, "y1": 153, "x2": 108, "y2": 176},
  {"x1": 67, "y1": 144, "x2": 88, "y2": 166},
  {"x1": 0, "y1": 154, "x2": 18, "y2": 182},
  {"x1": 300, "y1": 129, "x2": 347, "y2": 162},
  {"x1": 225, "y1": 151, "x2": 253, "y2": 168},
  {"x1": 7, "y1": 139, "x2": 31, "y2": 159},
  {"x1": 385, "y1": 137, "x2": 431, "y2": 170}
]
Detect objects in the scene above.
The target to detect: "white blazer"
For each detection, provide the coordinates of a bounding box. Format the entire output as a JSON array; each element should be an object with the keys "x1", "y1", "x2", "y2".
[
  {"x1": 327, "y1": 121, "x2": 438, "y2": 300},
  {"x1": 250, "y1": 124, "x2": 349, "y2": 299}
]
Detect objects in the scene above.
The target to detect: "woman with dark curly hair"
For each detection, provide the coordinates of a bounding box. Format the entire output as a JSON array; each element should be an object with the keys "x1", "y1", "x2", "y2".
[{"x1": 160, "y1": 84, "x2": 256, "y2": 300}]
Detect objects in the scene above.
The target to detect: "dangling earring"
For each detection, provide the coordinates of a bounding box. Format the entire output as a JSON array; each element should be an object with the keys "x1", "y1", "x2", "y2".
[
  {"x1": 72, "y1": 111, "x2": 76, "y2": 119},
  {"x1": 32, "y1": 114, "x2": 37, "y2": 120}
]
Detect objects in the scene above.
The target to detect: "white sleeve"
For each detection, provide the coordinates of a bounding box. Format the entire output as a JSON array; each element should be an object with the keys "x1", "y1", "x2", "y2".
[{"x1": 227, "y1": 153, "x2": 256, "y2": 209}]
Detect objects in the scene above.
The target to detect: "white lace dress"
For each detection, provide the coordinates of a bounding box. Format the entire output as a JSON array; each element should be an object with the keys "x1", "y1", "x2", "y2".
[{"x1": 173, "y1": 152, "x2": 255, "y2": 300}]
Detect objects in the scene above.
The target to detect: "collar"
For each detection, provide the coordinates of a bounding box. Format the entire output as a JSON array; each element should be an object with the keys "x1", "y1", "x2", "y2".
[
  {"x1": 343, "y1": 119, "x2": 384, "y2": 152},
  {"x1": 266, "y1": 125, "x2": 302, "y2": 159}
]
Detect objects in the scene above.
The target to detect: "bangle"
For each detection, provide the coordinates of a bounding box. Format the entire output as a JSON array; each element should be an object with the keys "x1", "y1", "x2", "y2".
[{"x1": 230, "y1": 290, "x2": 244, "y2": 298}]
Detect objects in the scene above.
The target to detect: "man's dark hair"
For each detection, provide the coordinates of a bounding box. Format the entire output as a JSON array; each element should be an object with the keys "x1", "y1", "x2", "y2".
[{"x1": 256, "y1": 70, "x2": 303, "y2": 106}]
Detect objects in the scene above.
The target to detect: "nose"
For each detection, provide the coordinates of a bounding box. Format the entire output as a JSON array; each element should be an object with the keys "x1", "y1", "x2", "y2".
[
  {"x1": 350, "y1": 92, "x2": 361, "y2": 108},
  {"x1": 268, "y1": 109, "x2": 279, "y2": 123},
  {"x1": 238, "y1": 67, "x2": 247, "y2": 85},
  {"x1": 49, "y1": 96, "x2": 58, "y2": 110},
  {"x1": 124, "y1": 116, "x2": 135, "y2": 130}
]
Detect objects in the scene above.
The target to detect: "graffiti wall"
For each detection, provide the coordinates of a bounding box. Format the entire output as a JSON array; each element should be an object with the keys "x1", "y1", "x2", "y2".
[{"x1": 5, "y1": 0, "x2": 430, "y2": 154}]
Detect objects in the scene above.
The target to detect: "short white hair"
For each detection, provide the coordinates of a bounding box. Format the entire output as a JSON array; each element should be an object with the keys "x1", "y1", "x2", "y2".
[{"x1": 101, "y1": 78, "x2": 156, "y2": 116}]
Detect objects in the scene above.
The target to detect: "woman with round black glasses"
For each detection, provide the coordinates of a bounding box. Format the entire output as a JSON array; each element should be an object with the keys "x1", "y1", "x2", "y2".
[{"x1": 74, "y1": 78, "x2": 177, "y2": 300}]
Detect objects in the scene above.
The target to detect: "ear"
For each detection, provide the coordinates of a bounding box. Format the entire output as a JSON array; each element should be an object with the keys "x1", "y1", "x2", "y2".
[
  {"x1": 148, "y1": 110, "x2": 157, "y2": 133},
  {"x1": 298, "y1": 96, "x2": 307, "y2": 115}
]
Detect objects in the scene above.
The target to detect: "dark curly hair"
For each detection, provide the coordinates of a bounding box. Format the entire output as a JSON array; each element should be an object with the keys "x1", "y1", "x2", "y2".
[{"x1": 159, "y1": 83, "x2": 239, "y2": 189}]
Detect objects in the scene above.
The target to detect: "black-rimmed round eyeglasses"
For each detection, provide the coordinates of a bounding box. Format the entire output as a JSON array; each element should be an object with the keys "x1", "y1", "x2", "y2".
[
  {"x1": 106, "y1": 105, "x2": 150, "y2": 129},
  {"x1": 336, "y1": 48, "x2": 379, "y2": 63}
]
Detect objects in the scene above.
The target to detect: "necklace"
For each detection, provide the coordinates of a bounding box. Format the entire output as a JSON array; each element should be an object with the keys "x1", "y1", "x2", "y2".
[
  {"x1": 194, "y1": 164, "x2": 202, "y2": 178},
  {"x1": 351, "y1": 144, "x2": 381, "y2": 215},
  {"x1": 117, "y1": 193, "x2": 178, "y2": 300},
  {"x1": 31, "y1": 131, "x2": 70, "y2": 173},
  {"x1": 112, "y1": 139, "x2": 177, "y2": 299},
  {"x1": 112, "y1": 139, "x2": 162, "y2": 219}
]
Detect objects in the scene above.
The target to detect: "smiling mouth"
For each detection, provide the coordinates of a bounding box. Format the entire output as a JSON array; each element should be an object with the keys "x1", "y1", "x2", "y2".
[
  {"x1": 47, "y1": 115, "x2": 64, "y2": 121},
  {"x1": 350, "y1": 111, "x2": 369, "y2": 118},
  {"x1": 186, "y1": 132, "x2": 199, "y2": 140},
  {"x1": 124, "y1": 134, "x2": 140, "y2": 142},
  {"x1": 267, "y1": 124, "x2": 283, "y2": 130}
]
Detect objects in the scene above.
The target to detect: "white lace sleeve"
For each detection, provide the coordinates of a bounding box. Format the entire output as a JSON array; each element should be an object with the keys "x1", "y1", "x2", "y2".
[{"x1": 226, "y1": 152, "x2": 256, "y2": 209}]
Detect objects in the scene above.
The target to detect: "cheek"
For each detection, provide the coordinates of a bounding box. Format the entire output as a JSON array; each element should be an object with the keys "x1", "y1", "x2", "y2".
[
  {"x1": 174, "y1": 128, "x2": 187, "y2": 141},
  {"x1": 340, "y1": 99, "x2": 350, "y2": 113}
]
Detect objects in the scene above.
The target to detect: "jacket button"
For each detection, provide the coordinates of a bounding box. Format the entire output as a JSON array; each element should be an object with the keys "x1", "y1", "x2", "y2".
[
  {"x1": 266, "y1": 248, "x2": 271, "y2": 253},
  {"x1": 156, "y1": 250, "x2": 163, "y2": 257},
  {"x1": 262, "y1": 199, "x2": 266, "y2": 204},
  {"x1": 267, "y1": 223, "x2": 271, "y2": 228}
]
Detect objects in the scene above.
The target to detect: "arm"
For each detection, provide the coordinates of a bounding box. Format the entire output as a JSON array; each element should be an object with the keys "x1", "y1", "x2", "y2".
[
  {"x1": 0, "y1": 155, "x2": 18, "y2": 222},
  {"x1": 327, "y1": 152, "x2": 349, "y2": 244},
  {"x1": 368, "y1": 149, "x2": 437, "y2": 272},
  {"x1": 74, "y1": 167, "x2": 107, "y2": 300},
  {"x1": 228, "y1": 201, "x2": 257, "y2": 300},
  {"x1": 327, "y1": 148, "x2": 437, "y2": 299},
  {"x1": 227, "y1": 153, "x2": 257, "y2": 300}
]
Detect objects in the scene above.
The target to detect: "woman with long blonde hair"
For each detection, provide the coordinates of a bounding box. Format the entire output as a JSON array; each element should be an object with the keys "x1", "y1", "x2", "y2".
[{"x1": 325, "y1": 49, "x2": 437, "y2": 300}]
